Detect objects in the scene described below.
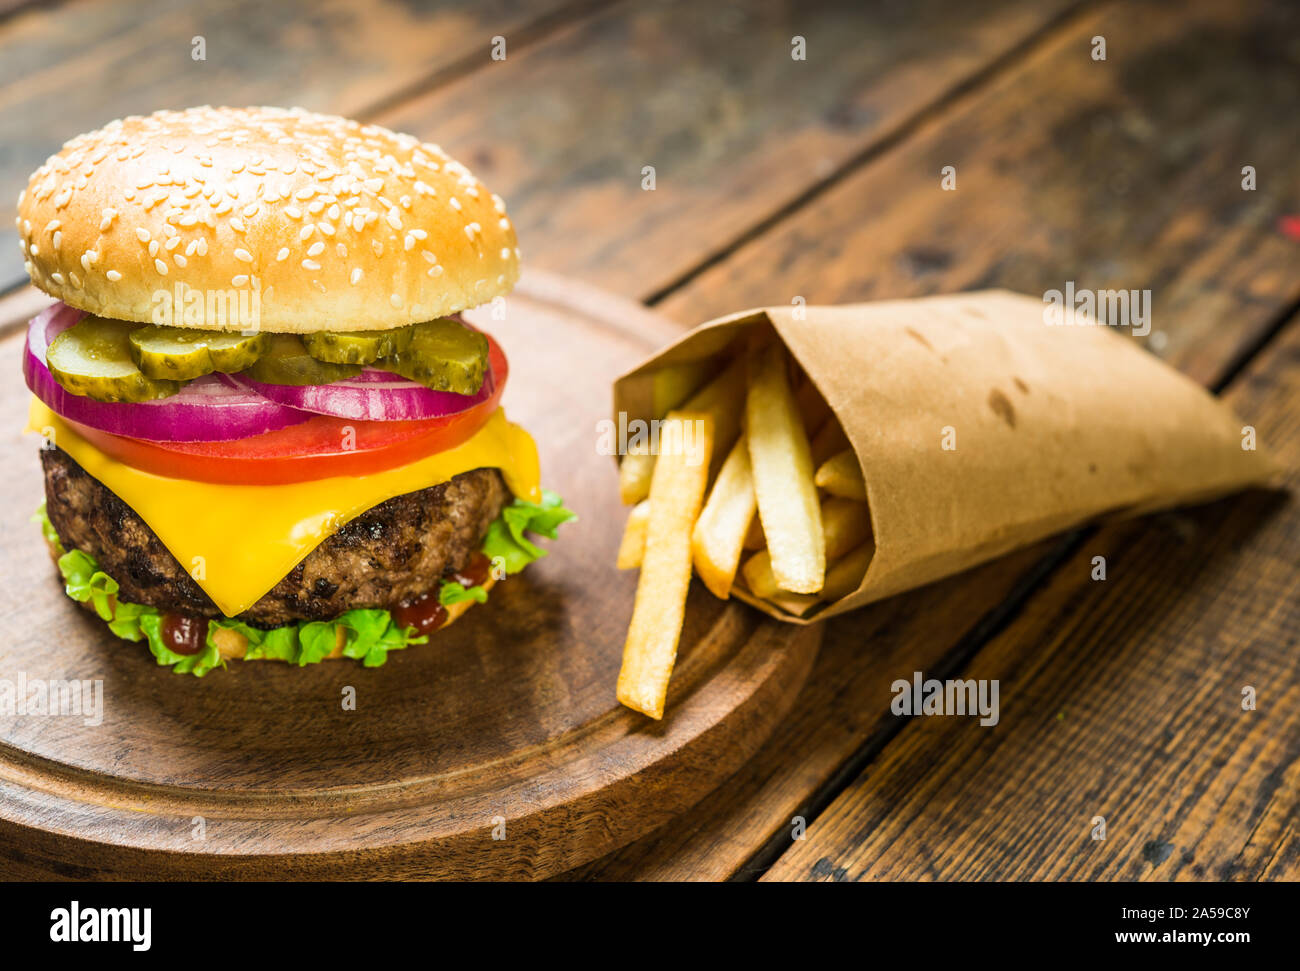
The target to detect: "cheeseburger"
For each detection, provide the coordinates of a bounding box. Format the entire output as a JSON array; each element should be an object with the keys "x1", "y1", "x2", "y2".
[{"x1": 18, "y1": 106, "x2": 572, "y2": 674}]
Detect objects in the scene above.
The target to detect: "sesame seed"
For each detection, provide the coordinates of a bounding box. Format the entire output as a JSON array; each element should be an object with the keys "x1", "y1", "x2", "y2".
[
  {"x1": 276, "y1": 248, "x2": 290, "y2": 261},
  {"x1": 52, "y1": 231, "x2": 62, "y2": 250},
  {"x1": 307, "y1": 241, "x2": 325, "y2": 257},
  {"x1": 350, "y1": 268, "x2": 362, "y2": 285},
  {"x1": 154, "y1": 258, "x2": 168, "y2": 275},
  {"x1": 299, "y1": 225, "x2": 315, "y2": 241},
  {"x1": 50, "y1": 272, "x2": 64, "y2": 285},
  {"x1": 449, "y1": 197, "x2": 462, "y2": 211},
  {"x1": 390, "y1": 293, "x2": 402, "y2": 307},
  {"x1": 149, "y1": 240, "x2": 160, "y2": 257},
  {"x1": 302, "y1": 259, "x2": 321, "y2": 271},
  {"x1": 136, "y1": 228, "x2": 151, "y2": 243},
  {"x1": 232, "y1": 274, "x2": 250, "y2": 287},
  {"x1": 174, "y1": 254, "x2": 187, "y2": 267},
  {"x1": 234, "y1": 248, "x2": 253, "y2": 262}
]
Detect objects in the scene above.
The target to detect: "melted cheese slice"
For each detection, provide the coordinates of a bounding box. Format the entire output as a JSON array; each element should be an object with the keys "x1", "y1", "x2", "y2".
[{"x1": 29, "y1": 397, "x2": 540, "y2": 617}]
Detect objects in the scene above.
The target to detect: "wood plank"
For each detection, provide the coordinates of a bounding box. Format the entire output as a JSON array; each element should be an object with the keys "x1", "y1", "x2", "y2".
[
  {"x1": 0, "y1": 0, "x2": 600, "y2": 286},
  {"x1": 763, "y1": 312, "x2": 1300, "y2": 881},
  {"x1": 372, "y1": 0, "x2": 1088, "y2": 300},
  {"x1": 575, "y1": 0, "x2": 1300, "y2": 880},
  {"x1": 657, "y1": 0, "x2": 1300, "y2": 388}
]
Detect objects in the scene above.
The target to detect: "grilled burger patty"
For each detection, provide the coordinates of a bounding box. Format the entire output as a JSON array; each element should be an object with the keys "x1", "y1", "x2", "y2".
[{"x1": 41, "y1": 446, "x2": 508, "y2": 627}]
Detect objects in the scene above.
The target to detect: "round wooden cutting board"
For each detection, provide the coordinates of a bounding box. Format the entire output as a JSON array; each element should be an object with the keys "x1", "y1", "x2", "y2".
[{"x1": 0, "y1": 271, "x2": 820, "y2": 880}]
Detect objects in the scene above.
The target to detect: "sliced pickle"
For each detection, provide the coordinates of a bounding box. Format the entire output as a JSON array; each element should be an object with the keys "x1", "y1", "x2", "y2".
[
  {"x1": 128, "y1": 325, "x2": 269, "y2": 381},
  {"x1": 301, "y1": 326, "x2": 413, "y2": 365},
  {"x1": 382, "y1": 318, "x2": 488, "y2": 394},
  {"x1": 46, "y1": 315, "x2": 181, "y2": 402},
  {"x1": 240, "y1": 333, "x2": 362, "y2": 385}
]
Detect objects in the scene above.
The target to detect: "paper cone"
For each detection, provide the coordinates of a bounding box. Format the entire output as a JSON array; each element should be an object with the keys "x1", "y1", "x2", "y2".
[{"x1": 613, "y1": 290, "x2": 1282, "y2": 623}]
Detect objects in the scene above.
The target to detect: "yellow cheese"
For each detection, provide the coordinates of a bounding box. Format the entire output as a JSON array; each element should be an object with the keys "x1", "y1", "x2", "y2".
[{"x1": 28, "y1": 397, "x2": 540, "y2": 617}]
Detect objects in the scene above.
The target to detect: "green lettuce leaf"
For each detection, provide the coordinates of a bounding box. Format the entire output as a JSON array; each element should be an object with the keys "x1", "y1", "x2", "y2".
[
  {"x1": 482, "y1": 490, "x2": 577, "y2": 576},
  {"x1": 439, "y1": 580, "x2": 489, "y2": 607},
  {"x1": 32, "y1": 503, "x2": 65, "y2": 557}
]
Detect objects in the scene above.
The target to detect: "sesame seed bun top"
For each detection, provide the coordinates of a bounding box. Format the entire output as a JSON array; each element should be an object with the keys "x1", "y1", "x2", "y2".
[{"x1": 15, "y1": 106, "x2": 520, "y2": 332}]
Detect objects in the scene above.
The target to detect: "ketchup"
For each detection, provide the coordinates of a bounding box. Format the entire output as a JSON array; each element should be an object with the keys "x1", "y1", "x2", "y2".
[
  {"x1": 160, "y1": 612, "x2": 209, "y2": 656},
  {"x1": 452, "y1": 551, "x2": 492, "y2": 589},
  {"x1": 395, "y1": 553, "x2": 492, "y2": 636},
  {"x1": 393, "y1": 591, "x2": 448, "y2": 637}
]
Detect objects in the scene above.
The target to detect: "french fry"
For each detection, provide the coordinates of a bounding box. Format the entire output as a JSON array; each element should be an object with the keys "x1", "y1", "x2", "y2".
[
  {"x1": 617, "y1": 356, "x2": 747, "y2": 504},
  {"x1": 815, "y1": 449, "x2": 867, "y2": 501},
  {"x1": 810, "y1": 416, "x2": 850, "y2": 467},
  {"x1": 691, "y1": 435, "x2": 757, "y2": 599},
  {"x1": 742, "y1": 516, "x2": 765, "y2": 550},
  {"x1": 819, "y1": 541, "x2": 874, "y2": 602},
  {"x1": 618, "y1": 444, "x2": 656, "y2": 506},
  {"x1": 740, "y1": 549, "x2": 782, "y2": 600},
  {"x1": 821, "y1": 496, "x2": 872, "y2": 560},
  {"x1": 745, "y1": 345, "x2": 825, "y2": 593},
  {"x1": 741, "y1": 498, "x2": 869, "y2": 601},
  {"x1": 616, "y1": 412, "x2": 714, "y2": 719},
  {"x1": 616, "y1": 500, "x2": 651, "y2": 569}
]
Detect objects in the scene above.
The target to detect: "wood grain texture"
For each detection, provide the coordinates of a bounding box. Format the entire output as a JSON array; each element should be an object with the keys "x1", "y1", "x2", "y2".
[
  {"x1": 373, "y1": 0, "x2": 1087, "y2": 300},
  {"x1": 574, "y1": 0, "x2": 1300, "y2": 880},
  {"x1": 658, "y1": 0, "x2": 1300, "y2": 388},
  {"x1": 763, "y1": 315, "x2": 1299, "y2": 882},
  {"x1": 0, "y1": 0, "x2": 601, "y2": 286},
  {"x1": 564, "y1": 541, "x2": 1064, "y2": 881},
  {"x1": 0, "y1": 271, "x2": 820, "y2": 880}
]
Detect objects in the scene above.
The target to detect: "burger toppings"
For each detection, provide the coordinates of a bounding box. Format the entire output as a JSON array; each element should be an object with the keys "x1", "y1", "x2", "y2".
[
  {"x1": 25, "y1": 303, "x2": 310, "y2": 442},
  {"x1": 46, "y1": 315, "x2": 183, "y2": 403},
  {"x1": 300, "y1": 326, "x2": 413, "y2": 365},
  {"x1": 129, "y1": 325, "x2": 269, "y2": 380},
  {"x1": 378, "y1": 317, "x2": 489, "y2": 394},
  {"x1": 38, "y1": 306, "x2": 489, "y2": 402},
  {"x1": 241, "y1": 332, "x2": 363, "y2": 385}
]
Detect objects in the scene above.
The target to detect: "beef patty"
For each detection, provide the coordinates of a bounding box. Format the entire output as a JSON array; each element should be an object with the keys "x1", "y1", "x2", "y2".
[{"x1": 41, "y1": 446, "x2": 508, "y2": 626}]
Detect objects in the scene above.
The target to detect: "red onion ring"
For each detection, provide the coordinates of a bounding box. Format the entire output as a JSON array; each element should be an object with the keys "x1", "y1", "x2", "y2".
[
  {"x1": 23, "y1": 302, "x2": 311, "y2": 443},
  {"x1": 223, "y1": 341, "x2": 501, "y2": 422}
]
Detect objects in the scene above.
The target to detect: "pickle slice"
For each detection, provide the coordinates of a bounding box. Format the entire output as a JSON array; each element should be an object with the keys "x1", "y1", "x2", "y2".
[
  {"x1": 302, "y1": 326, "x2": 413, "y2": 365},
  {"x1": 240, "y1": 334, "x2": 362, "y2": 385},
  {"x1": 46, "y1": 315, "x2": 182, "y2": 402},
  {"x1": 382, "y1": 318, "x2": 488, "y2": 394},
  {"x1": 128, "y1": 326, "x2": 269, "y2": 381}
]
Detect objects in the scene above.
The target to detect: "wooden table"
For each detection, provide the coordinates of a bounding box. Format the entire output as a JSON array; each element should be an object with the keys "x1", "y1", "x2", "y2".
[{"x1": 1, "y1": 0, "x2": 1295, "y2": 882}]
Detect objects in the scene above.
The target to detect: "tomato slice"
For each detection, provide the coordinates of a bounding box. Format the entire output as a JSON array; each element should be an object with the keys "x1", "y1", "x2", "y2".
[{"x1": 71, "y1": 334, "x2": 509, "y2": 485}]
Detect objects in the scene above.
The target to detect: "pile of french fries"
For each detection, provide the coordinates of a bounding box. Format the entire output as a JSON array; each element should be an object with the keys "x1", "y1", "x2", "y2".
[{"x1": 615, "y1": 340, "x2": 874, "y2": 718}]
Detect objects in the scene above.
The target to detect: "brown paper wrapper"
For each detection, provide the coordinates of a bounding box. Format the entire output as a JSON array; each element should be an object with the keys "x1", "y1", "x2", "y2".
[{"x1": 613, "y1": 290, "x2": 1282, "y2": 623}]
